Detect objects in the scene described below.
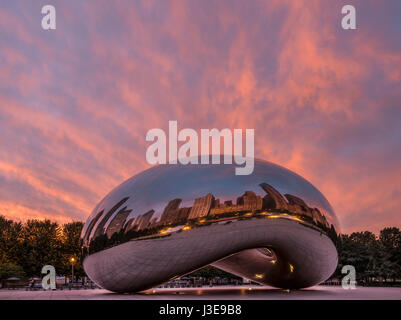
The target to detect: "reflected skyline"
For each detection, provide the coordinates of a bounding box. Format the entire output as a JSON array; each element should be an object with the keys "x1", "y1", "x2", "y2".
[{"x1": 82, "y1": 159, "x2": 338, "y2": 254}]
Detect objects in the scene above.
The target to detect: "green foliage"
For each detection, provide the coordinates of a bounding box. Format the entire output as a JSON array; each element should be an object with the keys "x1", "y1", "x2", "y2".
[
  {"x1": 378, "y1": 227, "x2": 401, "y2": 281},
  {"x1": 58, "y1": 221, "x2": 84, "y2": 278},
  {"x1": 0, "y1": 262, "x2": 25, "y2": 280},
  {"x1": 0, "y1": 215, "x2": 84, "y2": 278},
  {"x1": 0, "y1": 216, "x2": 23, "y2": 264},
  {"x1": 336, "y1": 228, "x2": 401, "y2": 283},
  {"x1": 19, "y1": 219, "x2": 63, "y2": 276}
]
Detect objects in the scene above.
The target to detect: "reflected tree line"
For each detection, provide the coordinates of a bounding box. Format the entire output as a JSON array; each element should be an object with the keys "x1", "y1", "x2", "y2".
[{"x1": 1, "y1": 215, "x2": 400, "y2": 285}]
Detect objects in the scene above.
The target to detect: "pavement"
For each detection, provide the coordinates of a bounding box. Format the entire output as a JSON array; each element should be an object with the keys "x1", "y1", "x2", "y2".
[{"x1": 1, "y1": 285, "x2": 401, "y2": 300}]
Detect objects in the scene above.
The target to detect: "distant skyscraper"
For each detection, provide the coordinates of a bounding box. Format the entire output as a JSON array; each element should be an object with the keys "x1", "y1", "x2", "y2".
[
  {"x1": 106, "y1": 207, "x2": 132, "y2": 238},
  {"x1": 188, "y1": 193, "x2": 215, "y2": 219}
]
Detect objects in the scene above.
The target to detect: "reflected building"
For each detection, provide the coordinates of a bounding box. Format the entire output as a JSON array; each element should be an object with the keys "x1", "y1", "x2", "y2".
[
  {"x1": 284, "y1": 194, "x2": 313, "y2": 218},
  {"x1": 93, "y1": 197, "x2": 130, "y2": 238},
  {"x1": 160, "y1": 199, "x2": 182, "y2": 224},
  {"x1": 125, "y1": 210, "x2": 155, "y2": 232},
  {"x1": 159, "y1": 199, "x2": 191, "y2": 225},
  {"x1": 81, "y1": 158, "x2": 339, "y2": 293},
  {"x1": 188, "y1": 193, "x2": 215, "y2": 219},
  {"x1": 311, "y1": 208, "x2": 330, "y2": 228},
  {"x1": 237, "y1": 191, "x2": 263, "y2": 211},
  {"x1": 210, "y1": 191, "x2": 262, "y2": 215},
  {"x1": 149, "y1": 217, "x2": 157, "y2": 227},
  {"x1": 124, "y1": 216, "x2": 139, "y2": 233},
  {"x1": 137, "y1": 210, "x2": 155, "y2": 230},
  {"x1": 260, "y1": 183, "x2": 289, "y2": 210},
  {"x1": 105, "y1": 207, "x2": 132, "y2": 238},
  {"x1": 83, "y1": 210, "x2": 103, "y2": 244},
  {"x1": 175, "y1": 207, "x2": 191, "y2": 223}
]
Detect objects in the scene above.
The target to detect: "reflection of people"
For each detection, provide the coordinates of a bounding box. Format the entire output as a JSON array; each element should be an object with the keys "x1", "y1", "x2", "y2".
[{"x1": 29, "y1": 279, "x2": 34, "y2": 289}]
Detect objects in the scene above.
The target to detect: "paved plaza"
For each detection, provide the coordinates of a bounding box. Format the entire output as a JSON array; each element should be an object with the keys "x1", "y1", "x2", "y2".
[{"x1": 1, "y1": 285, "x2": 401, "y2": 300}]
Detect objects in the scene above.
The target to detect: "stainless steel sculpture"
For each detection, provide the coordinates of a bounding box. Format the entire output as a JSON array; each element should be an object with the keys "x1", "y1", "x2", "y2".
[{"x1": 81, "y1": 158, "x2": 340, "y2": 292}]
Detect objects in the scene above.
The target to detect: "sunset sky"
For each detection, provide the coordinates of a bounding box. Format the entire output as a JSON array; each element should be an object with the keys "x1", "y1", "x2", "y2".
[{"x1": 0, "y1": 0, "x2": 400, "y2": 234}]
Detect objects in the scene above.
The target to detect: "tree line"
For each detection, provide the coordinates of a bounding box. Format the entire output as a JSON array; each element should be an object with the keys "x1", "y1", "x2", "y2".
[
  {"x1": 0, "y1": 216, "x2": 84, "y2": 281},
  {"x1": 0, "y1": 215, "x2": 400, "y2": 285},
  {"x1": 334, "y1": 228, "x2": 401, "y2": 284}
]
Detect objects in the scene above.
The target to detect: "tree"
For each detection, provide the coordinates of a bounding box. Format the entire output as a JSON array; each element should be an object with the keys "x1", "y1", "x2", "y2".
[
  {"x1": 18, "y1": 219, "x2": 62, "y2": 277},
  {"x1": 59, "y1": 222, "x2": 84, "y2": 279},
  {"x1": 379, "y1": 227, "x2": 401, "y2": 281},
  {"x1": 0, "y1": 262, "x2": 25, "y2": 280},
  {"x1": 0, "y1": 215, "x2": 24, "y2": 265},
  {"x1": 336, "y1": 231, "x2": 380, "y2": 283}
]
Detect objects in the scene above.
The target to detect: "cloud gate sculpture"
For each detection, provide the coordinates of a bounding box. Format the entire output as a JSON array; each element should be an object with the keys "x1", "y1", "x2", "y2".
[{"x1": 81, "y1": 158, "x2": 340, "y2": 293}]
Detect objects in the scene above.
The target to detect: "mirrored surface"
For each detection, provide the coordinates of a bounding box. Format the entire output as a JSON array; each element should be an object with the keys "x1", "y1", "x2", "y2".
[
  {"x1": 81, "y1": 158, "x2": 339, "y2": 254},
  {"x1": 81, "y1": 158, "x2": 340, "y2": 292}
]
